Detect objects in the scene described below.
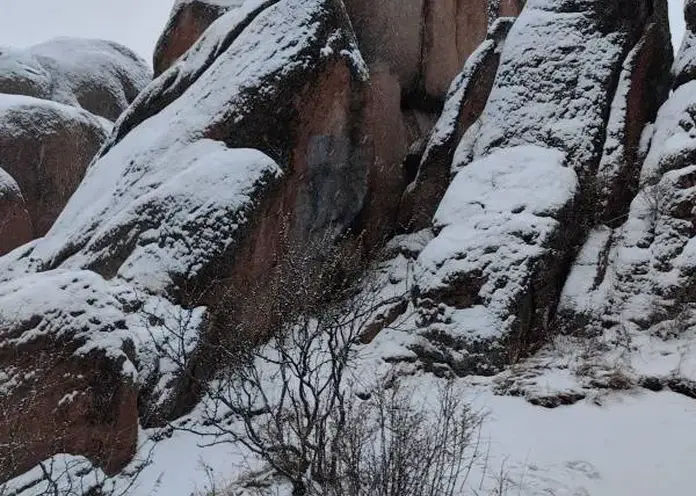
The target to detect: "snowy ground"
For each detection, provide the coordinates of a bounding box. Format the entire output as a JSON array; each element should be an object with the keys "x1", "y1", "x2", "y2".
[{"x1": 112, "y1": 384, "x2": 696, "y2": 496}]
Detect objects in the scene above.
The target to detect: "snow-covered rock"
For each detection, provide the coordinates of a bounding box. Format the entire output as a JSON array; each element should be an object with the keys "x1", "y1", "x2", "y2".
[
  {"x1": 0, "y1": 94, "x2": 111, "y2": 237},
  {"x1": 559, "y1": 27, "x2": 696, "y2": 333},
  {"x1": 455, "y1": 0, "x2": 669, "y2": 176},
  {"x1": 0, "y1": 0, "x2": 372, "y2": 480},
  {"x1": 401, "y1": 17, "x2": 515, "y2": 230},
  {"x1": 371, "y1": 0, "x2": 673, "y2": 376},
  {"x1": 411, "y1": 146, "x2": 579, "y2": 374},
  {"x1": 0, "y1": 271, "x2": 138, "y2": 480},
  {"x1": 596, "y1": 19, "x2": 673, "y2": 225},
  {"x1": 674, "y1": 0, "x2": 696, "y2": 88},
  {"x1": 0, "y1": 38, "x2": 151, "y2": 121}
]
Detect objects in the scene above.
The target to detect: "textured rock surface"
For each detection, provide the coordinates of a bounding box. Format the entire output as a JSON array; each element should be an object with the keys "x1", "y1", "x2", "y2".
[
  {"x1": 0, "y1": 272, "x2": 138, "y2": 480},
  {"x1": 153, "y1": 0, "x2": 244, "y2": 75},
  {"x1": 401, "y1": 18, "x2": 515, "y2": 231},
  {"x1": 0, "y1": 0, "x2": 371, "y2": 480},
  {"x1": 0, "y1": 38, "x2": 151, "y2": 121},
  {"x1": 379, "y1": 0, "x2": 673, "y2": 375},
  {"x1": 0, "y1": 94, "x2": 111, "y2": 238},
  {"x1": 559, "y1": 9, "x2": 696, "y2": 333},
  {"x1": 0, "y1": 168, "x2": 31, "y2": 255},
  {"x1": 346, "y1": 0, "x2": 524, "y2": 101},
  {"x1": 0, "y1": 0, "x2": 687, "y2": 487},
  {"x1": 413, "y1": 146, "x2": 579, "y2": 374}
]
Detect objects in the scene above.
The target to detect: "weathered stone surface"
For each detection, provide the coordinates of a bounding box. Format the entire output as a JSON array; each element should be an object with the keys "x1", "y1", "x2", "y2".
[
  {"x1": 401, "y1": 18, "x2": 514, "y2": 231},
  {"x1": 0, "y1": 168, "x2": 31, "y2": 255},
  {"x1": 559, "y1": 45, "x2": 696, "y2": 332},
  {"x1": 153, "y1": 0, "x2": 243, "y2": 76},
  {"x1": 412, "y1": 146, "x2": 580, "y2": 374},
  {"x1": 455, "y1": 0, "x2": 665, "y2": 176},
  {"x1": 0, "y1": 271, "x2": 138, "y2": 482},
  {"x1": 0, "y1": 0, "x2": 373, "y2": 474},
  {"x1": 346, "y1": 0, "x2": 523, "y2": 102},
  {"x1": 344, "y1": 0, "x2": 424, "y2": 97},
  {"x1": 597, "y1": 18, "x2": 673, "y2": 225},
  {"x1": 0, "y1": 38, "x2": 151, "y2": 121},
  {"x1": 382, "y1": 0, "x2": 673, "y2": 375},
  {"x1": 422, "y1": 0, "x2": 490, "y2": 98},
  {"x1": 0, "y1": 94, "x2": 111, "y2": 237}
]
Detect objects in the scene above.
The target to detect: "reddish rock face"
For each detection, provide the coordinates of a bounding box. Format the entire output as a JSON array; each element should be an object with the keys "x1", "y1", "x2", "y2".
[
  {"x1": 498, "y1": 0, "x2": 525, "y2": 17},
  {"x1": 153, "y1": 0, "x2": 238, "y2": 76},
  {"x1": 343, "y1": 0, "x2": 424, "y2": 94},
  {"x1": 422, "y1": 0, "x2": 490, "y2": 99},
  {"x1": 0, "y1": 168, "x2": 32, "y2": 255},
  {"x1": 346, "y1": 0, "x2": 524, "y2": 101},
  {"x1": 0, "y1": 347, "x2": 137, "y2": 480},
  {"x1": 0, "y1": 270, "x2": 140, "y2": 483},
  {"x1": 597, "y1": 21, "x2": 673, "y2": 225},
  {"x1": 402, "y1": 19, "x2": 515, "y2": 231},
  {"x1": 0, "y1": 95, "x2": 110, "y2": 237}
]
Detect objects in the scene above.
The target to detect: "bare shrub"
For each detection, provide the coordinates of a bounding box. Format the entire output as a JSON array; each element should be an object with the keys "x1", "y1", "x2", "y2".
[
  {"x1": 0, "y1": 446, "x2": 155, "y2": 496},
  {"x1": 146, "y1": 224, "x2": 483, "y2": 495}
]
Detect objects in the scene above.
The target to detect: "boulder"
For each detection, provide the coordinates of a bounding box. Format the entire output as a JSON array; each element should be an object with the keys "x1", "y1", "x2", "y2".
[
  {"x1": 0, "y1": 38, "x2": 151, "y2": 121},
  {"x1": 413, "y1": 146, "x2": 580, "y2": 374},
  {"x1": 0, "y1": 271, "x2": 138, "y2": 481},
  {"x1": 0, "y1": 168, "x2": 32, "y2": 255},
  {"x1": 0, "y1": 0, "x2": 373, "y2": 477},
  {"x1": 0, "y1": 94, "x2": 111, "y2": 237},
  {"x1": 153, "y1": 0, "x2": 244, "y2": 76}
]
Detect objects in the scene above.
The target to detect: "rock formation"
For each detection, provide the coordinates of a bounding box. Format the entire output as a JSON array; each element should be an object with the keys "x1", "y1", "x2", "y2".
[
  {"x1": 2, "y1": 0, "x2": 692, "y2": 488},
  {"x1": 0, "y1": 95, "x2": 111, "y2": 238},
  {"x1": 385, "y1": 0, "x2": 673, "y2": 375},
  {"x1": 0, "y1": 38, "x2": 151, "y2": 121},
  {"x1": 1, "y1": 0, "x2": 372, "y2": 479},
  {"x1": 153, "y1": 0, "x2": 244, "y2": 75},
  {"x1": 0, "y1": 168, "x2": 31, "y2": 255},
  {"x1": 0, "y1": 38, "x2": 151, "y2": 254},
  {"x1": 559, "y1": 0, "x2": 696, "y2": 335}
]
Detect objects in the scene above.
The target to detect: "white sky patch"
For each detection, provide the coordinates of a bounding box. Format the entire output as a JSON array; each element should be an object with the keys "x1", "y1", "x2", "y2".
[
  {"x1": 670, "y1": 0, "x2": 687, "y2": 53},
  {"x1": 0, "y1": 1, "x2": 689, "y2": 63},
  {"x1": 0, "y1": 0, "x2": 175, "y2": 65}
]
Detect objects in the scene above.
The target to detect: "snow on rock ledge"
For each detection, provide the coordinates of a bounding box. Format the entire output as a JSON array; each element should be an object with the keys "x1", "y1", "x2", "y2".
[
  {"x1": 411, "y1": 146, "x2": 579, "y2": 375},
  {"x1": 0, "y1": 38, "x2": 151, "y2": 121}
]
